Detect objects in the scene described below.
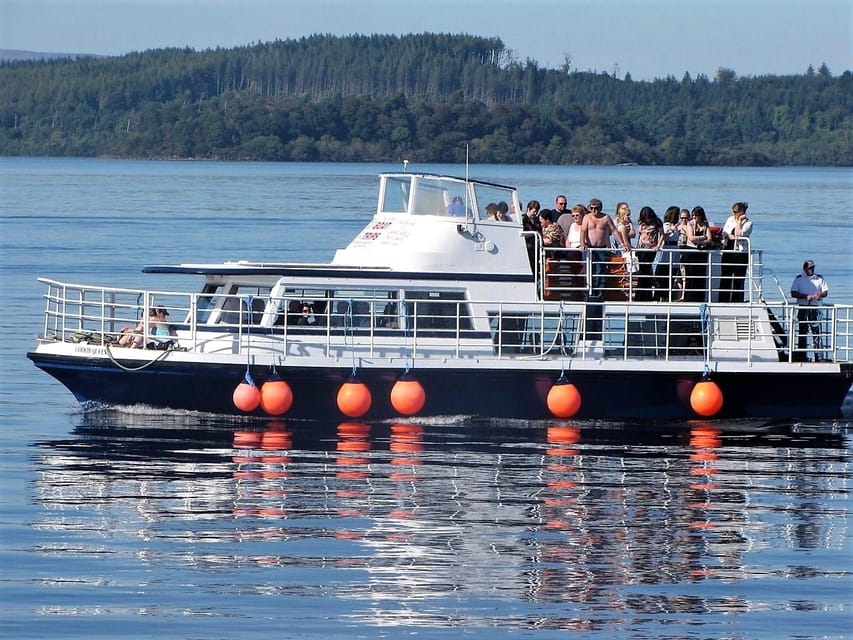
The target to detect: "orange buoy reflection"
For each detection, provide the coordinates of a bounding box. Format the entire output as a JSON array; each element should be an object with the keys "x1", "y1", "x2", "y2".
[
  {"x1": 389, "y1": 423, "x2": 424, "y2": 480},
  {"x1": 688, "y1": 424, "x2": 722, "y2": 502},
  {"x1": 686, "y1": 423, "x2": 724, "y2": 578},
  {"x1": 233, "y1": 429, "x2": 262, "y2": 449},
  {"x1": 336, "y1": 422, "x2": 371, "y2": 478},
  {"x1": 259, "y1": 422, "x2": 293, "y2": 470},
  {"x1": 546, "y1": 425, "x2": 581, "y2": 457},
  {"x1": 261, "y1": 421, "x2": 293, "y2": 450},
  {"x1": 542, "y1": 425, "x2": 581, "y2": 527},
  {"x1": 231, "y1": 422, "x2": 292, "y2": 517},
  {"x1": 390, "y1": 423, "x2": 424, "y2": 456},
  {"x1": 335, "y1": 422, "x2": 372, "y2": 524}
]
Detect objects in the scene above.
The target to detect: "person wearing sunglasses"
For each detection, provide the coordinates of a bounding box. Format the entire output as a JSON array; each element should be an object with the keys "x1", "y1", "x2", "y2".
[
  {"x1": 561, "y1": 204, "x2": 587, "y2": 249},
  {"x1": 580, "y1": 199, "x2": 621, "y2": 300},
  {"x1": 553, "y1": 195, "x2": 569, "y2": 222}
]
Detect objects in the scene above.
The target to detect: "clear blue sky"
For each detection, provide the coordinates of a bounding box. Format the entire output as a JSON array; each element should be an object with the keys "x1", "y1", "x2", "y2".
[{"x1": 1, "y1": 0, "x2": 850, "y2": 80}]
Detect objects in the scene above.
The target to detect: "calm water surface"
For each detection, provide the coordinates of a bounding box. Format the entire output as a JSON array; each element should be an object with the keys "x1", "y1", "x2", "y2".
[{"x1": 0, "y1": 159, "x2": 851, "y2": 639}]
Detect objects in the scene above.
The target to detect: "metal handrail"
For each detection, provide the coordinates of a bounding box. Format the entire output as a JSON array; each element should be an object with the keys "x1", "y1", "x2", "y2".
[{"x1": 36, "y1": 277, "x2": 852, "y2": 365}]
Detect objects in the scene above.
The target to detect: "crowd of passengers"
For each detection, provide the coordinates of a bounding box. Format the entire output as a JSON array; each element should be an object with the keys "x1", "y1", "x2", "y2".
[{"x1": 518, "y1": 195, "x2": 753, "y2": 303}]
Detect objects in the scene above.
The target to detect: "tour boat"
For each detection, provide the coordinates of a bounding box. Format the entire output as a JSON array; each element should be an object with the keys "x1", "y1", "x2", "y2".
[{"x1": 27, "y1": 172, "x2": 853, "y2": 420}]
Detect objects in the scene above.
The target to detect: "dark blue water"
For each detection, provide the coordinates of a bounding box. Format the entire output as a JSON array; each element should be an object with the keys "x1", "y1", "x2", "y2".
[{"x1": 1, "y1": 159, "x2": 851, "y2": 639}]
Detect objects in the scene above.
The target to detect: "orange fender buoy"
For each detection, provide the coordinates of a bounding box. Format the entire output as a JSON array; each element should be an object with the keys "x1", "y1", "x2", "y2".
[
  {"x1": 260, "y1": 375, "x2": 293, "y2": 416},
  {"x1": 390, "y1": 373, "x2": 426, "y2": 416},
  {"x1": 233, "y1": 376, "x2": 261, "y2": 412},
  {"x1": 547, "y1": 376, "x2": 582, "y2": 418},
  {"x1": 337, "y1": 376, "x2": 372, "y2": 418},
  {"x1": 690, "y1": 378, "x2": 724, "y2": 417}
]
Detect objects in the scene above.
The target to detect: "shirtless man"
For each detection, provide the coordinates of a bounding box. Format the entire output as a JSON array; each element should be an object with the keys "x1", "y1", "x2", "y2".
[{"x1": 580, "y1": 199, "x2": 624, "y2": 299}]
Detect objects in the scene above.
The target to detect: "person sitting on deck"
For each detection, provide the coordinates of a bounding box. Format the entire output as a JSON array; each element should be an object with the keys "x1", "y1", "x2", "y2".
[{"x1": 118, "y1": 307, "x2": 174, "y2": 348}]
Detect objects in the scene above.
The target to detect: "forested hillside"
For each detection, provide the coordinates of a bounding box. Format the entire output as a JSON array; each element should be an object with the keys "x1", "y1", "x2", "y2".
[{"x1": 1, "y1": 33, "x2": 850, "y2": 165}]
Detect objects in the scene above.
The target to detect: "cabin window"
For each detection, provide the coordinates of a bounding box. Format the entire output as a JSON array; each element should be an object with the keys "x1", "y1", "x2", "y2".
[
  {"x1": 196, "y1": 283, "x2": 223, "y2": 324},
  {"x1": 326, "y1": 289, "x2": 398, "y2": 329},
  {"x1": 381, "y1": 177, "x2": 410, "y2": 213},
  {"x1": 595, "y1": 313, "x2": 704, "y2": 358},
  {"x1": 598, "y1": 313, "x2": 674, "y2": 357},
  {"x1": 489, "y1": 311, "x2": 579, "y2": 355},
  {"x1": 411, "y1": 180, "x2": 454, "y2": 216},
  {"x1": 404, "y1": 290, "x2": 472, "y2": 332},
  {"x1": 381, "y1": 176, "x2": 476, "y2": 217},
  {"x1": 273, "y1": 288, "x2": 331, "y2": 327},
  {"x1": 472, "y1": 184, "x2": 517, "y2": 222},
  {"x1": 218, "y1": 285, "x2": 271, "y2": 325}
]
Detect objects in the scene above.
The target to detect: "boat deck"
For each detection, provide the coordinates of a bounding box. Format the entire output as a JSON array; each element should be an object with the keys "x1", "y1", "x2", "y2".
[{"x1": 35, "y1": 277, "x2": 853, "y2": 367}]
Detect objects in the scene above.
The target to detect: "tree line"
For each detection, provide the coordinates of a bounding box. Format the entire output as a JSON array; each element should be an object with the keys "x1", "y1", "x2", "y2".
[{"x1": 0, "y1": 33, "x2": 850, "y2": 165}]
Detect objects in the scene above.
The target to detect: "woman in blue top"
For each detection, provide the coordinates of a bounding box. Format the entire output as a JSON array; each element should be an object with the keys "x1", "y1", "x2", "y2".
[{"x1": 118, "y1": 307, "x2": 175, "y2": 348}]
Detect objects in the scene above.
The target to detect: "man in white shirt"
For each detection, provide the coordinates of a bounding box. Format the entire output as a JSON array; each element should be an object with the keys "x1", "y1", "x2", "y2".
[{"x1": 790, "y1": 259, "x2": 830, "y2": 361}]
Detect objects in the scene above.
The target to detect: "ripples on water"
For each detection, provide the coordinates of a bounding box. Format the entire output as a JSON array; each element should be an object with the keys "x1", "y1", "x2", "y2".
[
  {"x1": 15, "y1": 409, "x2": 850, "y2": 639},
  {"x1": 3, "y1": 161, "x2": 851, "y2": 638}
]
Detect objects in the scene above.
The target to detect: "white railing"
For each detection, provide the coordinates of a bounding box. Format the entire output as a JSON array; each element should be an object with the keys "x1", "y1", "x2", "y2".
[
  {"x1": 37, "y1": 277, "x2": 852, "y2": 365},
  {"x1": 539, "y1": 244, "x2": 763, "y2": 304}
]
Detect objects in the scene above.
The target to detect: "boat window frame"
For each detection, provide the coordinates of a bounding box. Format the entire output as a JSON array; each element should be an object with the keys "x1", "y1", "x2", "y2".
[
  {"x1": 377, "y1": 174, "x2": 521, "y2": 222},
  {"x1": 216, "y1": 284, "x2": 272, "y2": 326},
  {"x1": 403, "y1": 289, "x2": 473, "y2": 333}
]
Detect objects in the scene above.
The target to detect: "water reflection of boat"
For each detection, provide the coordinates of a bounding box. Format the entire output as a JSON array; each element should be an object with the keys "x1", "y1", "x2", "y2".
[
  {"x1": 28, "y1": 171, "x2": 853, "y2": 420},
  {"x1": 33, "y1": 413, "x2": 847, "y2": 599}
]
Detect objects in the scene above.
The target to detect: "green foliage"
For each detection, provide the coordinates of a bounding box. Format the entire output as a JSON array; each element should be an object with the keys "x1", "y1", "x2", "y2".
[{"x1": 0, "y1": 34, "x2": 850, "y2": 165}]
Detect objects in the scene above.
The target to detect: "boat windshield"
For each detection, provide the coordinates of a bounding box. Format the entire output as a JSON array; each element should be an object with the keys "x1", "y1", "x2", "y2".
[{"x1": 379, "y1": 174, "x2": 519, "y2": 222}]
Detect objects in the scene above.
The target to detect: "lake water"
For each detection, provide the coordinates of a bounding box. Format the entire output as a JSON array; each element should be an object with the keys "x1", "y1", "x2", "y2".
[{"x1": 1, "y1": 158, "x2": 851, "y2": 639}]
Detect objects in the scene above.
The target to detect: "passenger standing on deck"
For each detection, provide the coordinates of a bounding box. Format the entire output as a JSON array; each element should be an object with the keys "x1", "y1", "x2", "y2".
[
  {"x1": 790, "y1": 259, "x2": 829, "y2": 361},
  {"x1": 563, "y1": 204, "x2": 587, "y2": 249},
  {"x1": 522, "y1": 199, "x2": 542, "y2": 272},
  {"x1": 683, "y1": 206, "x2": 712, "y2": 302},
  {"x1": 540, "y1": 209, "x2": 567, "y2": 298},
  {"x1": 539, "y1": 209, "x2": 566, "y2": 247},
  {"x1": 614, "y1": 202, "x2": 638, "y2": 278},
  {"x1": 553, "y1": 195, "x2": 569, "y2": 223},
  {"x1": 655, "y1": 206, "x2": 682, "y2": 301},
  {"x1": 719, "y1": 201, "x2": 753, "y2": 302},
  {"x1": 580, "y1": 199, "x2": 621, "y2": 300},
  {"x1": 563, "y1": 204, "x2": 588, "y2": 296},
  {"x1": 636, "y1": 206, "x2": 664, "y2": 301}
]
